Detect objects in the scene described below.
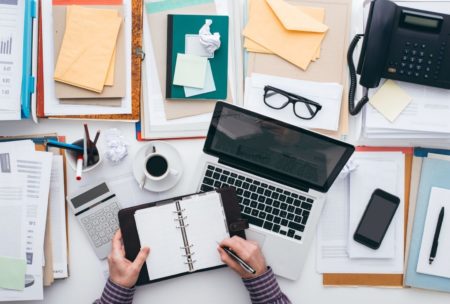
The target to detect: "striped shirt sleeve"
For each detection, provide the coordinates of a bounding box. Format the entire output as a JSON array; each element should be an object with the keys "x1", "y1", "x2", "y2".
[
  {"x1": 242, "y1": 267, "x2": 291, "y2": 304},
  {"x1": 93, "y1": 279, "x2": 135, "y2": 304}
]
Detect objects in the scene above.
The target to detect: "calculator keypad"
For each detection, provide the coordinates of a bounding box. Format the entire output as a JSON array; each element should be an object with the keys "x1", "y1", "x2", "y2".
[{"x1": 81, "y1": 202, "x2": 120, "y2": 248}]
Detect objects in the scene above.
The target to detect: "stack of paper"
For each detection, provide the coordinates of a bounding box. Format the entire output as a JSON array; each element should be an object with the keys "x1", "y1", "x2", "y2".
[
  {"x1": 54, "y1": 6, "x2": 122, "y2": 93},
  {"x1": 0, "y1": 137, "x2": 69, "y2": 301},
  {"x1": 363, "y1": 80, "x2": 450, "y2": 139},
  {"x1": 243, "y1": 0, "x2": 328, "y2": 70},
  {"x1": 0, "y1": 140, "x2": 52, "y2": 300},
  {"x1": 316, "y1": 151, "x2": 405, "y2": 275}
]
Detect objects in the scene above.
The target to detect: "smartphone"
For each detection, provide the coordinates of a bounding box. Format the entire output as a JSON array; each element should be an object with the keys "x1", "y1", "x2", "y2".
[{"x1": 353, "y1": 188, "x2": 400, "y2": 249}]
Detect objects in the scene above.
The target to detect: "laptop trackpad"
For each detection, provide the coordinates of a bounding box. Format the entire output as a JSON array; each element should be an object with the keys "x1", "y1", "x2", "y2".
[{"x1": 245, "y1": 230, "x2": 266, "y2": 248}]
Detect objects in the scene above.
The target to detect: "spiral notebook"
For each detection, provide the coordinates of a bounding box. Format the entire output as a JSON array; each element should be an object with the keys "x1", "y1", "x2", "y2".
[{"x1": 118, "y1": 188, "x2": 247, "y2": 285}]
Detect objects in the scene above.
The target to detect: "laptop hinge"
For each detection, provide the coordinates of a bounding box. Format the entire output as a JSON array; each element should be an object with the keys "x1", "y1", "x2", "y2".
[{"x1": 218, "y1": 159, "x2": 310, "y2": 193}]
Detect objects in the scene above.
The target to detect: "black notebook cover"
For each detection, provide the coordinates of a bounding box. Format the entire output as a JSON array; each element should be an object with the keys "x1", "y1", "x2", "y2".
[{"x1": 118, "y1": 188, "x2": 247, "y2": 286}]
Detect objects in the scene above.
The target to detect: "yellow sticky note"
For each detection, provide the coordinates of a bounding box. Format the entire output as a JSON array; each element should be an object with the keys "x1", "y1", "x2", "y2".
[
  {"x1": 54, "y1": 6, "x2": 122, "y2": 93},
  {"x1": 243, "y1": 0, "x2": 326, "y2": 70},
  {"x1": 266, "y1": 0, "x2": 328, "y2": 33},
  {"x1": 369, "y1": 80, "x2": 412, "y2": 122}
]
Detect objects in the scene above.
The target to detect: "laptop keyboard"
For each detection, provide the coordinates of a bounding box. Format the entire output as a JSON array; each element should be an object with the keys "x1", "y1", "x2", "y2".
[{"x1": 200, "y1": 164, "x2": 314, "y2": 241}]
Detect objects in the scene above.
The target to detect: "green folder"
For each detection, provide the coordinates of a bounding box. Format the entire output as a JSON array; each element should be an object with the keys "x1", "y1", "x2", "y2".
[{"x1": 166, "y1": 14, "x2": 229, "y2": 99}]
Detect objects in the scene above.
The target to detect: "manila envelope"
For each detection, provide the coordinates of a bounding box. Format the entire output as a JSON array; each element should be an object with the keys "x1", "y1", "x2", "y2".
[
  {"x1": 147, "y1": 3, "x2": 232, "y2": 120},
  {"x1": 244, "y1": 2, "x2": 325, "y2": 60},
  {"x1": 53, "y1": 5, "x2": 126, "y2": 99},
  {"x1": 243, "y1": 0, "x2": 327, "y2": 70},
  {"x1": 53, "y1": 6, "x2": 122, "y2": 93},
  {"x1": 247, "y1": 0, "x2": 351, "y2": 138}
]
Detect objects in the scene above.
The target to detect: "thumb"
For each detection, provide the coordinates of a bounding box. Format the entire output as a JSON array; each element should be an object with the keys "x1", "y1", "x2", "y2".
[{"x1": 132, "y1": 247, "x2": 150, "y2": 270}]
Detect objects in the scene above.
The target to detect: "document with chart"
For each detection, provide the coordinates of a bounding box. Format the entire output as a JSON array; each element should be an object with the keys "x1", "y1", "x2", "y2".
[{"x1": 0, "y1": 0, "x2": 24, "y2": 120}]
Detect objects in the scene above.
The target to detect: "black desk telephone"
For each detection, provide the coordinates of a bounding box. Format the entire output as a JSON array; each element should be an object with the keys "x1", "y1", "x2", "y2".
[{"x1": 348, "y1": 0, "x2": 450, "y2": 115}]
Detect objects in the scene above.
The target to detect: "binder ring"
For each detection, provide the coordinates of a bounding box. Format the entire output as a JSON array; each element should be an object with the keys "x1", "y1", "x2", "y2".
[
  {"x1": 173, "y1": 216, "x2": 187, "y2": 221},
  {"x1": 179, "y1": 245, "x2": 194, "y2": 249},
  {"x1": 176, "y1": 223, "x2": 190, "y2": 228},
  {"x1": 182, "y1": 252, "x2": 196, "y2": 258},
  {"x1": 172, "y1": 208, "x2": 186, "y2": 214}
]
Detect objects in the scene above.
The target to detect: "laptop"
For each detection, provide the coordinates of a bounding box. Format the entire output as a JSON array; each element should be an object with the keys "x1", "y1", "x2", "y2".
[{"x1": 196, "y1": 102, "x2": 354, "y2": 280}]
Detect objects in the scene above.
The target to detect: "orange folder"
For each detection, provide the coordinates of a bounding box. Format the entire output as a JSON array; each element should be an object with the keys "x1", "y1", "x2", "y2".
[{"x1": 323, "y1": 147, "x2": 413, "y2": 287}]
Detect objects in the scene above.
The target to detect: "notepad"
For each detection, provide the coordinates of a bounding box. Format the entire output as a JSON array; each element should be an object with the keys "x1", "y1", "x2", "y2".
[
  {"x1": 135, "y1": 192, "x2": 229, "y2": 280},
  {"x1": 416, "y1": 187, "x2": 450, "y2": 279}
]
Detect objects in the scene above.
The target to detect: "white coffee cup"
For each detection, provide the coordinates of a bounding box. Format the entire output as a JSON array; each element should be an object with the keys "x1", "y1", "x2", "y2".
[{"x1": 143, "y1": 151, "x2": 178, "y2": 182}]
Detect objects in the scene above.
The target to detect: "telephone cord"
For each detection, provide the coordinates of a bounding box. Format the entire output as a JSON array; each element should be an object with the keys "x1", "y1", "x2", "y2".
[{"x1": 347, "y1": 34, "x2": 370, "y2": 116}]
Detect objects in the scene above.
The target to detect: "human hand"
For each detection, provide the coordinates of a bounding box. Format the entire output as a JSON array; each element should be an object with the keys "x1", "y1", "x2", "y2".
[
  {"x1": 218, "y1": 236, "x2": 267, "y2": 279},
  {"x1": 108, "y1": 229, "x2": 150, "y2": 288}
]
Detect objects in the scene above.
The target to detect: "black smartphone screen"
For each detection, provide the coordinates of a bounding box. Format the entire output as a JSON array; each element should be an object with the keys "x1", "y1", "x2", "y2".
[{"x1": 354, "y1": 189, "x2": 400, "y2": 249}]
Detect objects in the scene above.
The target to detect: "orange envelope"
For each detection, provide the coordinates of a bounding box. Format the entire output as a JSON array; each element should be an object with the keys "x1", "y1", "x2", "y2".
[
  {"x1": 54, "y1": 6, "x2": 122, "y2": 93},
  {"x1": 243, "y1": 0, "x2": 328, "y2": 70},
  {"x1": 244, "y1": 1, "x2": 325, "y2": 60}
]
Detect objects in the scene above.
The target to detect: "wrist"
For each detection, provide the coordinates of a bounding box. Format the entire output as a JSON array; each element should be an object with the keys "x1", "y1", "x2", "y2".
[
  {"x1": 243, "y1": 267, "x2": 284, "y2": 303},
  {"x1": 109, "y1": 277, "x2": 136, "y2": 290}
]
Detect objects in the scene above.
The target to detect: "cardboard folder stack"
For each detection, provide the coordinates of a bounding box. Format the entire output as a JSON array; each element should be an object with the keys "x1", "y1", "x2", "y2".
[
  {"x1": 243, "y1": 0, "x2": 328, "y2": 71},
  {"x1": 37, "y1": 0, "x2": 143, "y2": 121}
]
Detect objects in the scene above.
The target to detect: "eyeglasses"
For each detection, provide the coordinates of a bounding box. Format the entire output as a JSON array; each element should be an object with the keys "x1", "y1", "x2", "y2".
[{"x1": 263, "y1": 85, "x2": 322, "y2": 120}]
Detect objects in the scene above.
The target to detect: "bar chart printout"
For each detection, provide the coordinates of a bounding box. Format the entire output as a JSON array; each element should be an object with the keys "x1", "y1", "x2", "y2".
[{"x1": 0, "y1": 0, "x2": 24, "y2": 120}]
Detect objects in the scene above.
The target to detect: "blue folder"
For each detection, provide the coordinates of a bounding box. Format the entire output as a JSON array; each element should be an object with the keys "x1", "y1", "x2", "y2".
[{"x1": 404, "y1": 157, "x2": 450, "y2": 292}]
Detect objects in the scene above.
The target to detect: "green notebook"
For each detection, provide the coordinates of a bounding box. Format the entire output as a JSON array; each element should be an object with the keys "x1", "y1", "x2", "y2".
[{"x1": 166, "y1": 14, "x2": 229, "y2": 99}]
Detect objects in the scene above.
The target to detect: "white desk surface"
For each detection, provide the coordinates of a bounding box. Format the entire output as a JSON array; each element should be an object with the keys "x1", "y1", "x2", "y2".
[{"x1": 1, "y1": 119, "x2": 450, "y2": 304}]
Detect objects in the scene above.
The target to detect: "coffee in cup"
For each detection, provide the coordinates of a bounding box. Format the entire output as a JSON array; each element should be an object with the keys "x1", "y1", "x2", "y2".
[
  {"x1": 145, "y1": 154, "x2": 168, "y2": 178},
  {"x1": 143, "y1": 151, "x2": 178, "y2": 182}
]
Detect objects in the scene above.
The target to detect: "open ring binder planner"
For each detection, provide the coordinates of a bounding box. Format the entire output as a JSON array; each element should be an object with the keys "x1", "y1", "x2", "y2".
[{"x1": 120, "y1": 188, "x2": 249, "y2": 285}]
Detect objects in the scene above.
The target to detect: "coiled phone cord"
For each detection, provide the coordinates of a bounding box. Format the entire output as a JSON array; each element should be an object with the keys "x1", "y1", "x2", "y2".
[{"x1": 347, "y1": 34, "x2": 369, "y2": 116}]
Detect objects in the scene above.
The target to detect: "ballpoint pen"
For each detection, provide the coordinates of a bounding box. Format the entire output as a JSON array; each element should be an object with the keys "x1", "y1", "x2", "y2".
[
  {"x1": 429, "y1": 206, "x2": 445, "y2": 265},
  {"x1": 218, "y1": 243, "x2": 256, "y2": 274},
  {"x1": 93, "y1": 130, "x2": 101, "y2": 146},
  {"x1": 83, "y1": 127, "x2": 88, "y2": 168},
  {"x1": 46, "y1": 139, "x2": 84, "y2": 153}
]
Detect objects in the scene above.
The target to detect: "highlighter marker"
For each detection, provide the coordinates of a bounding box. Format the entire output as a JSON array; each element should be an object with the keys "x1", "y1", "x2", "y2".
[{"x1": 76, "y1": 155, "x2": 83, "y2": 181}]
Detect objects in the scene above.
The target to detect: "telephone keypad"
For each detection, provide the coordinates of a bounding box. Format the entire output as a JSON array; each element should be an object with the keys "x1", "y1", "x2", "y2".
[{"x1": 390, "y1": 40, "x2": 446, "y2": 80}]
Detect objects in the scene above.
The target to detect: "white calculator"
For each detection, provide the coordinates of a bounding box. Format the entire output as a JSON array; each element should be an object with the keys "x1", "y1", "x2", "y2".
[{"x1": 67, "y1": 182, "x2": 121, "y2": 259}]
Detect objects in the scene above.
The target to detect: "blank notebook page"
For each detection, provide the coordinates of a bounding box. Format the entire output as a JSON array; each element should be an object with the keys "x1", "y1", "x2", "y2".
[
  {"x1": 180, "y1": 192, "x2": 230, "y2": 271},
  {"x1": 135, "y1": 203, "x2": 186, "y2": 280}
]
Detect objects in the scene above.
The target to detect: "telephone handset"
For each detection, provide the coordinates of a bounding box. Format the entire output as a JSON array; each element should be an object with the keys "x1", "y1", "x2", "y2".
[{"x1": 348, "y1": 0, "x2": 450, "y2": 115}]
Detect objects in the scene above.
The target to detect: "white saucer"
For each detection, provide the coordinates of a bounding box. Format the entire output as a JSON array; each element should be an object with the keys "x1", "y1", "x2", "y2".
[{"x1": 133, "y1": 141, "x2": 183, "y2": 192}]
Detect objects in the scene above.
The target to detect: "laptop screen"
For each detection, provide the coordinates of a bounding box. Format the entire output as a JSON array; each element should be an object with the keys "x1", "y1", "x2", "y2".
[{"x1": 204, "y1": 103, "x2": 354, "y2": 192}]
